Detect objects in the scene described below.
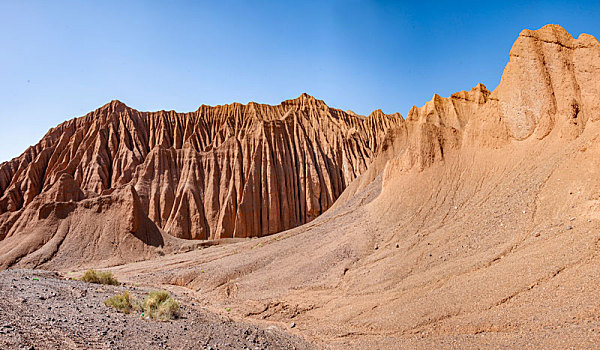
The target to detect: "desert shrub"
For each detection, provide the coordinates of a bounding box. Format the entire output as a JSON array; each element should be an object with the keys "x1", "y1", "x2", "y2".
[
  {"x1": 104, "y1": 291, "x2": 133, "y2": 313},
  {"x1": 156, "y1": 297, "x2": 180, "y2": 320},
  {"x1": 104, "y1": 289, "x2": 180, "y2": 321},
  {"x1": 80, "y1": 269, "x2": 119, "y2": 285},
  {"x1": 143, "y1": 290, "x2": 180, "y2": 321}
]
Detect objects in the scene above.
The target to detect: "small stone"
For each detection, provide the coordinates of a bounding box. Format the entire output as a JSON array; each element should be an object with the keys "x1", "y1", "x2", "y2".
[
  {"x1": 290, "y1": 322, "x2": 296, "y2": 328},
  {"x1": 566, "y1": 225, "x2": 573, "y2": 230}
]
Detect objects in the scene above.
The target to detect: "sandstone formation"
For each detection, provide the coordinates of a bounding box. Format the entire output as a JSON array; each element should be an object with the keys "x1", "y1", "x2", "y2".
[
  {"x1": 103, "y1": 25, "x2": 600, "y2": 349},
  {"x1": 0, "y1": 175, "x2": 169, "y2": 270},
  {"x1": 377, "y1": 24, "x2": 600, "y2": 182},
  {"x1": 495, "y1": 25, "x2": 600, "y2": 140},
  {"x1": 0, "y1": 93, "x2": 401, "y2": 268}
]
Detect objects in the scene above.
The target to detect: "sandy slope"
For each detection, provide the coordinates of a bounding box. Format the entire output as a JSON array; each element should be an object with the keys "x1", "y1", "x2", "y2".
[
  {"x1": 106, "y1": 132, "x2": 600, "y2": 348},
  {"x1": 99, "y1": 25, "x2": 600, "y2": 348}
]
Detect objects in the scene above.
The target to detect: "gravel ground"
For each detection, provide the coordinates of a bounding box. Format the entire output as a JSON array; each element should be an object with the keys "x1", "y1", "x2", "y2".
[{"x1": 0, "y1": 269, "x2": 314, "y2": 350}]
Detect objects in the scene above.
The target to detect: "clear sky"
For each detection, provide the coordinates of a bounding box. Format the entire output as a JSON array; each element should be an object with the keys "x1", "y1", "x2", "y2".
[{"x1": 1, "y1": 0, "x2": 599, "y2": 162}]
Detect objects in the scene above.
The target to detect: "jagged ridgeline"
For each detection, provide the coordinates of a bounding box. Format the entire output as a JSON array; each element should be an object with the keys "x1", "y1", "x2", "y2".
[
  {"x1": 3, "y1": 24, "x2": 598, "y2": 273},
  {"x1": 0, "y1": 94, "x2": 402, "y2": 242}
]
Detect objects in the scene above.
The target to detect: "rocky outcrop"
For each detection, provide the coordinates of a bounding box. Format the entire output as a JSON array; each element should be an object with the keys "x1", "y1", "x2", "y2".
[
  {"x1": 0, "y1": 173, "x2": 169, "y2": 270},
  {"x1": 495, "y1": 25, "x2": 600, "y2": 140},
  {"x1": 379, "y1": 25, "x2": 600, "y2": 185},
  {"x1": 0, "y1": 94, "x2": 401, "y2": 247}
]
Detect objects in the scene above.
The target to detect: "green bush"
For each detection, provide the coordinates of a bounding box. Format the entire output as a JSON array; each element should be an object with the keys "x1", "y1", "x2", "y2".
[
  {"x1": 104, "y1": 291, "x2": 133, "y2": 313},
  {"x1": 80, "y1": 269, "x2": 119, "y2": 286}
]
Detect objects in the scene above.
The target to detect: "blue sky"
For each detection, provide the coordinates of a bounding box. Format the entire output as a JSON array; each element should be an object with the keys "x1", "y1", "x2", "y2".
[{"x1": 1, "y1": 0, "x2": 599, "y2": 162}]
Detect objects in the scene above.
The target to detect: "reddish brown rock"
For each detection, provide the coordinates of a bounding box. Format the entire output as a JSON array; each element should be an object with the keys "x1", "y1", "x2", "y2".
[
  {"x1": 0, "y1": 174, "x2": 169, "y2": 270},
  {"x1": 0, "y1": 93, "x2": 401, "y2": 267}
]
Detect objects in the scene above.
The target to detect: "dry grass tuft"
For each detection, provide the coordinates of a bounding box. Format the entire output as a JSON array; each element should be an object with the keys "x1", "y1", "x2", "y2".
[
  {"x1": 144, "y1": 290, "x2": 180, "y2": 321},
  {"x1": 104, "y1": 289, "x2": 180, "y2": 321},
  {"x1": 80, "y1": 269, "x2": 119, "y2": 285},
  {"x1": 104, "y1": 291, "x2": 133, "y2": 313}
]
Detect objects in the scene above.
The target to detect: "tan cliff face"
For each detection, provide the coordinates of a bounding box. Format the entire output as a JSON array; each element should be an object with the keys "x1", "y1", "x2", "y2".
[
  {"x1": 378, "y1": 24, "x2": 600, "y2": 186},
  {"x1": 0, "y1": 93, "x2": 402, "y2": 268},
  {"x1": 495, "y1": 24, "x2": 600, "y2": 140}
]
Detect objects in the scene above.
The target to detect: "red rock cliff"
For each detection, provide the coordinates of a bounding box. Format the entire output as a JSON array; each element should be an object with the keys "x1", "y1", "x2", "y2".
[{"x1": 0, "y1": 94, "x2": 402, "y2": 241}]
